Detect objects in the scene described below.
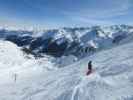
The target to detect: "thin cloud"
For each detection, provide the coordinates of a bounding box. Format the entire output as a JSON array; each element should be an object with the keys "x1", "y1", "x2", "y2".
[
  {"x1": 63, "y1": 0, "x2": 131, "y2": 25},
  {"x1": 0, "y1": 0, "x2": 132, "y2": 28}
]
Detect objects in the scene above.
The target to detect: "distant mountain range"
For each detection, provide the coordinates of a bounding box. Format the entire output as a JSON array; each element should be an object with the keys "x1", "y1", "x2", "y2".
[{"x1": 0, "y1": 25, "x2": 133, "y2": 58}]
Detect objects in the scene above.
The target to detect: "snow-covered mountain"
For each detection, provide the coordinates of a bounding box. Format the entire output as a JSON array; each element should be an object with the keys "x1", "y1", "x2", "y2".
[
  {"x1": 0, "y1": 40, "x2": 57, "y2": 74},
  {"x1": 1, "y1": 25, "x2": 133, "y2": 60},
  {"x1": 0, "y1": 29, "x2": 133, "y2": 100}
]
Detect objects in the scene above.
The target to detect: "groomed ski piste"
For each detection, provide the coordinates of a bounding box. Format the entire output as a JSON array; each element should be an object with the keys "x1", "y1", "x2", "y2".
[{"x1": 0, "y1": 39, "x2": 133, "y2": 100}]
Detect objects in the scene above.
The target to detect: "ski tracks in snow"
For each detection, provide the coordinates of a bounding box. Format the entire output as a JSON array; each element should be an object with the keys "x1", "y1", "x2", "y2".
[{"x1": 71, "y1": 73, "x2": 101, "y2": 100}]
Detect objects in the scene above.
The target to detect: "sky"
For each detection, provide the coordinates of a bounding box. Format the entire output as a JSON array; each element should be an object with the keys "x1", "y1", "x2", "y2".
[{"x1": 0, "y1": 0, "x2": 133, "y2": 29}]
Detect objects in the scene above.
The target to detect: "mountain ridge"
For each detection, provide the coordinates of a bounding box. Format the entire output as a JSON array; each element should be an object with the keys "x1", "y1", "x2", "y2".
[{"x1": 0, "y1": 25, "x2": 133, "y2": 60}]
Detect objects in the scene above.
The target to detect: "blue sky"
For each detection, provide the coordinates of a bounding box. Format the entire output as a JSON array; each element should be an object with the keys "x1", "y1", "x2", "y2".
[{"x1": 0, "y1": 0, "x2": 133, "y2": 29}]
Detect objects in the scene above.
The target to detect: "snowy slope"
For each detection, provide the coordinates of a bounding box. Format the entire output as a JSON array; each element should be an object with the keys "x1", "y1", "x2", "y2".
[
  {"x1": 0, "y1": 40, "x2": 57, "y2": 99},
  {"x1": 0, "y1": 40, "x2": 27, "y2": 69},
  {"x1": 0, "y1": 38, "x2": 133, "y2": 100}
]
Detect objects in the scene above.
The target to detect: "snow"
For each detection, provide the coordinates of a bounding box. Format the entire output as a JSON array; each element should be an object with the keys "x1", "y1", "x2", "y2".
[
  {"x1": 0, "y1": 40, "x2": 26, "y2": 68},
  {"x1": 0, "y1": 37, "x2": 133, "y2": 100},
  {"x1": 1, "y1": 25, "x2": 133, "y2": 100},
  {"x1": 57, "y1": 55, "x2": 78, "y2": 67},
  {"x1": 1, "y1": 25, "x2": 133, "y2": 61},
  {"x1": 87, "y1": 40, "x2": 98, "y2": 48}
]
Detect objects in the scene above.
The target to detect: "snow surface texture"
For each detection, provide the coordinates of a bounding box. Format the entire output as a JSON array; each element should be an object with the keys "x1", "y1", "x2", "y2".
[
  {"x1": 0, "y1": 41, "x2": 25, "y2": 68},
  {"x1": 0, "y1": 37, "x2": 133, "y2": 100}
]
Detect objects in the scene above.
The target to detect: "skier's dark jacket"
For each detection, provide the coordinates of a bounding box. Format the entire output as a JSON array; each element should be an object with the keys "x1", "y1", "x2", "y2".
[{"x1": 88, "y1": 61, "x2": 92, "y2": 71}]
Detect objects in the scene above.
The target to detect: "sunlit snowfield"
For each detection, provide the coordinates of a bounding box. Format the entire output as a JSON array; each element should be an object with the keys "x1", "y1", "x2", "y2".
[{"x1": 0, "y1": 38, "x2": 133, "y2": 100}]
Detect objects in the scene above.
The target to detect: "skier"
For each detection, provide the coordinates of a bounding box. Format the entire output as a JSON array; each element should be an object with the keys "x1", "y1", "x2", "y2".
[
  {"x1": 86, "y1": 61, "x2": 93, "y2": 75},
  {"x1": 14, "y1": 73, "x2": 17, "y2": 82}
]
